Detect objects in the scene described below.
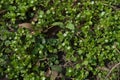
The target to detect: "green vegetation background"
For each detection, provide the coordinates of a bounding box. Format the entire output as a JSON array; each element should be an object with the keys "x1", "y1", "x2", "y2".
[{"x1": 0, "y1": 0, "x2": 120, "y2": 80}]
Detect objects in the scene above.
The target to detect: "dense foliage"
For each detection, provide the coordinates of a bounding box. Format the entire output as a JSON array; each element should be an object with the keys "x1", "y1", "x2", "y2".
[{"x1": 0, "y1": 0, "x2": 120, "y2": 80}]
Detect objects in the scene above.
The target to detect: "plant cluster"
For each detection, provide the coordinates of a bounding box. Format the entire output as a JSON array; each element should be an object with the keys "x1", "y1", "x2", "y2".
[{"x1": 0, "y1": 0, "x2": 120, "y2": 80}]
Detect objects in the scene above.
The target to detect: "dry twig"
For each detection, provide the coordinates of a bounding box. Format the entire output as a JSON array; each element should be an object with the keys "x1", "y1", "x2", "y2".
[
  {"x1": 105, "y1": 62, "x2": 120, "y2": 79},
  {"x1": 0, "y1": 10, "x2": 6, "y2": 14}
]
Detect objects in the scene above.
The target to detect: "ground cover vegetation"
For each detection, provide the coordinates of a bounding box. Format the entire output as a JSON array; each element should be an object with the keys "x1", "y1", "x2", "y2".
[{"x1": 0, "y1": 0, "x2": 120, "y2": 80}]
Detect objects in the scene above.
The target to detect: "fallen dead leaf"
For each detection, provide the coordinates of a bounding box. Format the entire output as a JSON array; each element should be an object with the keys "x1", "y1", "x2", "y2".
[
  {"x1": 45, "y1": 67, "x2": 52, "y2": 77},
  {"x1": 18, "y1": 23, "x2": 32, "y2": 30},
  {"x1": 18, "y1": 23, "x2": 35, "y2": 34},
  {"x1": 50, "y1": 71, "x2": 58, "y2": 80}
]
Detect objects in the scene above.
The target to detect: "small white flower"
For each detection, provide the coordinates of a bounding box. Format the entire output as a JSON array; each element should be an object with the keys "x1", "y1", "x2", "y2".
[
  {"x1": 17, "y1": 56, "x2": 20, "y2": 59},
  {"x1": 33, "y1": 7, "x2": 36, "y2": 11},
  {"x1": 14, "y1": 48, "x2": 18, "y2": 51},
  {"x1": 78, "y1": 2, "x2": 80, "y2": 5},
  {"x1": 101, "y1": 12, "x2": 105, "y2": 16},
  {"x1": 52, "y1": 11, "x2": 55, "y2": 14},
  {"x1": 38, "y1": 21, "x2": 41, "y2": 24},
  {"x1": 80, "y1": 40, "x2": 83, "y2": 43},
  {"x1": 42, "y1": 77, "x2": 46, "y2": 80},
  {"x1": 109, "y1": 32, "x2": 112, "y2": 34},
  {"x1": 63, "y1": 33, "x2": 67, "y2": 37},
  {"x1": 22, "y1": 30, "x2": 24, "y2": 33},
  {"x1": 97, "y1": 27, "x2": 100, "y2": 30},
  {"x1": 62, "y1": 43, "x2": 65, "y2": 46},
  {"x1": 67, "y1": 46, "x2": 71, "y2": 50},
  {"x1": 39, "y1": 15, "x2": 43, "y2": 18},
  {"x1": 102, "y1": 48, "x2": 104, "y2": 51},
  {"x1": 68, "y1": 69, "x2": 72, "y2": 73},
  {"x1": 14, "y1": 36, "x2": 17, "y2": 39},
  {"x1": 64, "y1": 32, "x2": 68, "y2": 37},
  {"x1": 30, "y1": 0, "x2": 34, "y2": 4},
  {"x1": 105, "y1": 39, "x2": 108, "y2": 43},
  {"x1": 31, "y1": 21, "x2": 35, "y2": 25},
  {"x1": 39, "y1": 50, "x2": 42, "y2": 54},
  {"x1": 112, "y1": 45, "x2": 116, "y2": 49},
  {"x1": 91, "y1": 1, "x2": 94, "y2": 4},
  {"x1": 72, "y1": 30, "x2": 74, "y2": 33}
]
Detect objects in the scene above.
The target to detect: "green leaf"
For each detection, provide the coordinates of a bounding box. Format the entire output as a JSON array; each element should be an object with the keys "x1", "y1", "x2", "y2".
[
  {"x1": 51, "y1": 65, "x2": 62, "y2": 72},
  {"x1": 5, "y1": 40, "x2": 10, "y2": 46},
  {"x1": 82, "y1": 60, "x2": 88, "y2": 65},
  {"x1": 66, "y1": 22, "x2": 75, "y2": 30},
  {"x1": 52, "y1": 22, "x2": 64, "y2": 28}
]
